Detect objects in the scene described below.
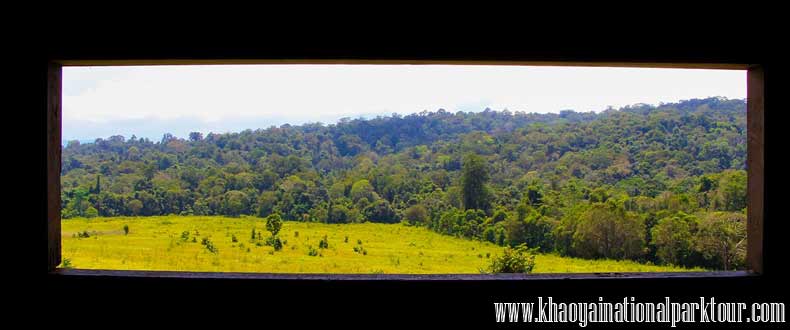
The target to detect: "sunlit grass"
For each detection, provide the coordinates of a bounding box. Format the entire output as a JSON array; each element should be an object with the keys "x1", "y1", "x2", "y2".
[{"x1": 61, "y1": 216, "x2": 704, "y2": 274}]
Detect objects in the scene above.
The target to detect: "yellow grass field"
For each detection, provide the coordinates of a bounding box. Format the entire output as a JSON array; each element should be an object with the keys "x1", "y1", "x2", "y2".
[{"x1": 61, "y1": 216, "x2": 705, "y2": 274}]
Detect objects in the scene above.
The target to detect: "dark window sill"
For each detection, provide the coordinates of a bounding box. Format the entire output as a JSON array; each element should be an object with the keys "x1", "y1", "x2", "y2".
[{"x1": 50, "y1": 268, "x2": 758, "y2": 281}]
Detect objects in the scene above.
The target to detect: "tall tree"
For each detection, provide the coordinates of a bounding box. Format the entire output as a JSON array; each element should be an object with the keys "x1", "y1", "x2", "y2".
[{"x1": 460, "y1": 153, "x2": 490, "y2": 211}]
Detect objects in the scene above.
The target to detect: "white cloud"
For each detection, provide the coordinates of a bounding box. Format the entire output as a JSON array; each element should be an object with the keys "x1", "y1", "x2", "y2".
[{"x1": 62, "y1": 64, "x2": 746, "y2": 141}]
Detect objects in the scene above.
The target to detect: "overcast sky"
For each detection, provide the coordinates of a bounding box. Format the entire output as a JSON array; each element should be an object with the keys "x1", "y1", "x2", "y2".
[{"x1": 62, "y1": 65, "x2": 746, "y2": 142}]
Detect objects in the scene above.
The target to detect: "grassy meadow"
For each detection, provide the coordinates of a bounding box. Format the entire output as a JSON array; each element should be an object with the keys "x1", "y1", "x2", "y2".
[{"x1": 61, "y1": 216, "x2": 705, "y2": 274}]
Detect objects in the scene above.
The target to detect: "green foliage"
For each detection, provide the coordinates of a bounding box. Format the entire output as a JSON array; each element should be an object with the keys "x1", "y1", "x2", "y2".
[
  {"x1": 353, "y1": 243, "x2": 368, "y2": 255},
  {"x1": 571, "y1": 202, "x2": 645, "y2": 260},
  {"x1": 265, "y1": 213, "x2": 283, "y2": 237},
  {"x1": 694, "y1": 212, "x2": 746, "y2": 270},
  {"x1": 319, "y1": 235, "x2": 329, "y2": 249},
  {"x1": 327, "y1": 203, "x2": 351, "y2": 224},
  {"x1": 651, "y1": 212, "x2": 695, "y2": 266},
  {"x1": 201, "y1": 238, "x2": 218, "y2": 254},
  {"x1": 123, "y1": 224, "x2": 129, "y2": 235},
  {"x1": 485, "y1": 244, "x2": 537, "y2": 273},
  {"x1": 85, "y1": 206, "x2": 99, "y2": 218},
  {"x1": 364, "y1": 199, "x2": 399, "y2": 223},
  {"x1": 271, "y1": 236, "x2": 283, "y2": 251},
  {"x1": 350, "y1": 179, "x2": 379, "y2": 203},
  {"x1": 404, "y1": 204, "x2": 428, "y2": 225},
  {"x1": 59, "y1": 98, "x2": 748, "y2": 270},
  {"x1": 460, "y1": 153, "x2": 491, "y2": 211}
]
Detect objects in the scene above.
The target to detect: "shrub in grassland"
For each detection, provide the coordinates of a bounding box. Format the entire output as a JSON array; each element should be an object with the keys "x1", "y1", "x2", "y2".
[
  {"x1": 319, "y1": 235, "x2": 329, "y2": 249},
  {"x1": 272, "y1": 237, "x2": 283, "y2": 251},
  {"x1": 485, "y1": 244, "x2": 537, "y2": 273},
  {"x1": 123, "y1": 224, "x2": 129, "y2": 235},
  {"x1": 201, "y1": 238, "x2": 219, "y2": 254},
  {"x1": 353, "y1": 244, "x2": 367, "y2": 255},
  {"x1": 265, "y1": 213, "x2": 283, "y2": 236}
]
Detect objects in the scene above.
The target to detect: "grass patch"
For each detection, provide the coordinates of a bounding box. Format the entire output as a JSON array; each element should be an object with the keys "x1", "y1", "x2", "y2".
[{"x1": 61, "y1": 216, "x2": 705, "y2": 274}]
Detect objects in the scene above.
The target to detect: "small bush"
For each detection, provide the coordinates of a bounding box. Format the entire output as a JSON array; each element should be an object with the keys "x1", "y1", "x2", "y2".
[
  {"x1": 231, "y1": 234, "x2": 238, "y2": 243},
  {"x1": 201, "y1": 238, "x2": 218, "y2": 254},
  {"x1": 353, "y1": 244, "x2": 367, "y2": 255},
  {"x1": 61, "y1": 258, "x2": 73, "y2": 269},
  {"x1": 344, "y1": 236, "x2": 349, "y2": 243},
  {"x1": 485, "y1": 244, "x2": 536, "y2": 274},
  {"x1": 357, "y1": 239, "x2": 362, "y2": 245},
  {"x1": 308, "y1": 246, "x2": 319, "y2": 256},
  {"x1": 272, "y1": 237, "x2": 283, "y2": 251},
  {"x1": 181, "y1": 231, "x2": 190, "y2": 241},
  {"x1": 123, "y1": 224, "x2": 129, "y2": 235},
  {"x1": 319, "y1": 235, "x2": 329, "y2": 249},
  {"x1": 191, "y1": 237, "x2": 197, "y2": 243},
  {"x1": 294, "y1": 231, "x2": 299, "y2": 237}
]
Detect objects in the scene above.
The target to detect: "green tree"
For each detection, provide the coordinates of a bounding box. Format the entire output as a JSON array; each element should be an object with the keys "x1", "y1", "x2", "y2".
[
  {"x1": 651, "y1": 212, "x2": 695, "y2": 266},
  {"x1": 715, "y1": 170, "x2": 747, "y2": 211},
  {"x1": 364, "y1": 199, "x2": 399, "y2": 223},
  {"x1": 404, "y1": 204, "x2": 428, "y2": 225},
  {"x1": 328, "y1": 203, "x2": 351, "y2": 224},
  {"x1": 257, "y1": 191, "x2": 278, "y2": 217},
  {"x1": 460, "y1": 153, "x2": 490, "y2": 211},
  {"x1": 350, "y1": 179, "x2": 379, "y2": 203},
  {"x1": 694, "y1": 212, "x2": 746, "y2": 270},
  {"x1": 572, "y1": 202, "x2": 645, "y2": 260},
  {"x1": 265, "y1": 213, "x2": 283, "y2": 237},
  {"x1": 222, "y1": 190, "x2": 247, "y2": 217}
]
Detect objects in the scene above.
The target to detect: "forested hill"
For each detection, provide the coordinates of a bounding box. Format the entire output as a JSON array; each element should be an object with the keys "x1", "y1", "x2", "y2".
[{"x1": 61, "y1": 97, "x2": 748, "y2": 270}]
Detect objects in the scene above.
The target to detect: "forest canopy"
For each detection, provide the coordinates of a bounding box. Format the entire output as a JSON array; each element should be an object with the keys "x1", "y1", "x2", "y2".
[{"x1": 61, "y1": 97, "x2": 748, "y2": 270}]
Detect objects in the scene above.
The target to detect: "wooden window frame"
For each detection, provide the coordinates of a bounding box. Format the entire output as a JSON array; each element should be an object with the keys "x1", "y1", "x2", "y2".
[{"x1": 46, "y1": 60, "x2": 764, "y2": 280}]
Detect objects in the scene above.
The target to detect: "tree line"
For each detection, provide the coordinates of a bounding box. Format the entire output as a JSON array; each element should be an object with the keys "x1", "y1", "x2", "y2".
[{"x1": 61, "y1": 97, "x2": 748, "y2": 270}]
